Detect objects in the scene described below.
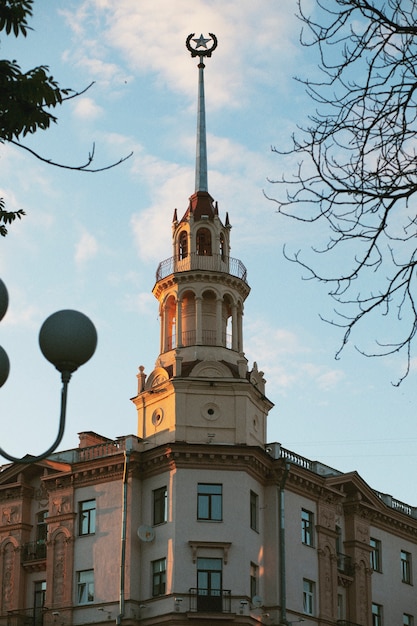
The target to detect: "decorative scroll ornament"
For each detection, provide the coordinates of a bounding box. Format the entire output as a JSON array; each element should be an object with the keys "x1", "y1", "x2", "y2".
[{"x1": 186, "y1": 33, "x2": 218, "y2": 58}]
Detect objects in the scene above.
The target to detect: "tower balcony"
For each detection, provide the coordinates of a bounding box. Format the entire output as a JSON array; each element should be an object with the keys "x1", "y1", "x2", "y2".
[{"x1": 156, "y1": 253, "x2": 248, "y2": 284}]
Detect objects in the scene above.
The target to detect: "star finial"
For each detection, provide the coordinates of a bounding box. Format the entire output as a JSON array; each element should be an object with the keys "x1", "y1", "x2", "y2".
[{"x1": 192, "y1": 34, "x2": 211, "y2": 49}]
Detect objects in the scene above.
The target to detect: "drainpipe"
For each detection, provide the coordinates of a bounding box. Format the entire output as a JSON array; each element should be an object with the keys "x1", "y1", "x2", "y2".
[
  {"x1": 279, "y1": 462, "x2": 290, "y2": 626},
  {"x1": 117, "y1": 439, "x2": 132, "y2": 625}
]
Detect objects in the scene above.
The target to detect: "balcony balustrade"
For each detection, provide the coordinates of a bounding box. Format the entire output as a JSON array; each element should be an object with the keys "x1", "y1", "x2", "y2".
[
  {"x1": 156, "y1": 253, "x2": 248, "y2": 284},
  {"x1": 189, "y1": 588, "x2": 231, "y2": 613},
  {"x1": 21, "y1": 542, "x2": 46, "y2": 563}
]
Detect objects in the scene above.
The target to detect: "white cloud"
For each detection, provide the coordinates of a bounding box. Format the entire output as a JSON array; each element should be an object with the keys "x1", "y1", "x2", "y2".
[
  {"x1": 61, "y1": 0, "x2": 302, "y2": 108},
  {"x1": 75, "y1": 231, "x2": 99, "y2": 265},
  {"x1": 71, "y1": 97, "x2": 104, "y2": 121}
]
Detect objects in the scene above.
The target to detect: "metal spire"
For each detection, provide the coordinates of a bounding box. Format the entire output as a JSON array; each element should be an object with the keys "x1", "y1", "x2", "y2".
[{"x1": 186, "y1": 33, "x2": 218, "y2": 193}]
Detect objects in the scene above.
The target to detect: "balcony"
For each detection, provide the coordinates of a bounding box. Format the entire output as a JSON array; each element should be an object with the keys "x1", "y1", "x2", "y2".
[
  {"x1": 156, "y1": 253, "x2": 248, "y2": 284},
  {"x1": 189, "y1": 588, "x2": 231, "y2": 613},
  {"x1": 337, "y1": 553, "x2": 355, "y2": 577},
  {"x1": 22, "y1": 542, "x2": 46, "y2": 563},
  {"x1": 3, "y1": 608, "x2": 43, "y2": 626}
]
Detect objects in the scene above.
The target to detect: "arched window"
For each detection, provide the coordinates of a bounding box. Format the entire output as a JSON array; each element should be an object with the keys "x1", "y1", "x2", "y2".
[
  {"x1": 178, "y1": 231, "x2": 188, "y2": 260},
  {"x1": 220, "y1": 233, "x2": 226, "y2": 260},
  {"x1": 196, "y1": 228, "x2": 212, "y2": 256}
]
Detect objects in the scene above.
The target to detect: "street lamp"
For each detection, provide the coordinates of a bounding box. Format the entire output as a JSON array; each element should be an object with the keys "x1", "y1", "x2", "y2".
[{"x1": 0, "y1": 278, "x2": 97, "y2": 464}]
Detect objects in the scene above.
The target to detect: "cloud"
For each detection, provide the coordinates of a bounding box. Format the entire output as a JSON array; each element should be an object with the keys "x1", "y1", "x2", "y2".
[
  {"x1": 71, "y1": 97, "x2": 104, "y2": 121},
  {"x1": 75, "y1": 231, "x2": 99, "y2": 265},
  {"x1": 61, "y1": 0, "x2": 302, "y2": 108}
]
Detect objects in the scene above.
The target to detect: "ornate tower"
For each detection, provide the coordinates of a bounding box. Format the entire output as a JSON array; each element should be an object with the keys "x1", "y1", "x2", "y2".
[{"x1": 132, "y1": 34, "x2": 273, "y2": 448}]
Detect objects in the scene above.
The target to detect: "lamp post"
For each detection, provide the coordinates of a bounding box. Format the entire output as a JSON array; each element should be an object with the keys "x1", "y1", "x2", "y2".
[{"x1": 0, "y1": 278, "x2": 97, "y2": 464}]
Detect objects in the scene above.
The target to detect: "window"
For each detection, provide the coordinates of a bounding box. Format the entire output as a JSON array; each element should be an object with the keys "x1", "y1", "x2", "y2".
[
  {"x1": 197, "y1": 557, "x2": 222, "y2": 612},
  {"x1": 79, "y1": 500, "x2": 96, "y2": 536},
  {"x1": 404, "y1": 614, "x2": 414, "y2": 626},
  {"x1": 301, "y1": 509, "x2": 314, "y2": 546},
  {"x1": 250, "y1": 491, "x2": 259, "y2": 531},
  {"x1": 77, "y1": 570, "x2": 94, "y2": 604},
  {"x1": 153, "y1": 486, "x2": 167, "y2": 525},
  {"x1": 196, "y1": 228, "x2": 212, "y2": 256},
  {"x1": 250, "y1": 563, "x2": 258, "y2": 599},
  {"x1": 303, "y1": 579, "x2": 315, "y2": 615},
  {"x1": 179, "y1": 231, "x2": 188, "y2": 259},
  {"x1": 401, "y1": 550, "x2": 412, "y2": 584},
  {"x1": 34, "y1": 580, "x2": 46, "y2": 623},
  {"x1": 372, "y1": 603, "x2": 382, "y2": 626},
  {"x1": 152, "y1": 558, "x2": 166, "y2": 596},
  {"x1": 197, "y1": 484, "x2": 222, "y2": 521},
  {"x1": 370, "y1": 538, "x2": 382, "y2": 572},
  {"x1": 36, "y1": 511, "x2": 48, "y2": 544}
]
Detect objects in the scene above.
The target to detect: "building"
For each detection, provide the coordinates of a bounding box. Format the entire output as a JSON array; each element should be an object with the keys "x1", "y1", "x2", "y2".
[{"x1": 1, "y1": 33, "x2": 417, "y2": 626}]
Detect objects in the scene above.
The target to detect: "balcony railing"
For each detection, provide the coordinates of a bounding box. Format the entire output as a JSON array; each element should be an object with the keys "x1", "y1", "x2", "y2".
[
  {"x1": 22, "y1": 542, "x2": 46, "y2": 563},
  {"x1": 189, "y1": 588, "x2": 231, "y2": 613},
  {"x1": 4, "y1": 608, "x2": 44, "y2": 626},
  {"x1": 156, "y1": 253, "x2": 248, "y2": 284}
]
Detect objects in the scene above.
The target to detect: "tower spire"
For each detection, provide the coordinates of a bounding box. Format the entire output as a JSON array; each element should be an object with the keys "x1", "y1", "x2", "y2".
[{"x1": 186, "y1": 33, "x2": 217, "y2": 193}]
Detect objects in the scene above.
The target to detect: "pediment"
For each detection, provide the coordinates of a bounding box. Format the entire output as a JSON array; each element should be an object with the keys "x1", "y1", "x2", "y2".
[{"x1": 189, "y1": 360, "x2": 233, "y2": 378}]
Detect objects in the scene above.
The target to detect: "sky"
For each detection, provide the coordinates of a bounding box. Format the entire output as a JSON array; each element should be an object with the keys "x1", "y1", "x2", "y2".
[{"x1": 1, "y1": 0, "x2": 417, "y2": 505}]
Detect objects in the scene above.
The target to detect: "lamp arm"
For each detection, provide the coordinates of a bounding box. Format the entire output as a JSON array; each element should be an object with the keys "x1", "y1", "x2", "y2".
[{"x1": 0, "y1": 372, "x2": 71, "y2": 464}]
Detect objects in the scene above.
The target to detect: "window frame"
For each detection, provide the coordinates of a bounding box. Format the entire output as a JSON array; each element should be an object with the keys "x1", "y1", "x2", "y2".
[
  {"x1": 372, "y1": 602, "x2": 383, "y2": 626},
  {"x1": 197, "y1": 483, "x2": 222, "y2": 521},
  {"x1": 79, "y1": 499, "x2": 96, "y2": 536},
  {"x1": 303, "y1": 579, "x2": 315, "y2": 616},
  {"x1": 153, "y1": 486, "x2": 167, "y2": 526},
  {"x1": 301, "y1": 509, "x2": 314, "y2": 547},
  {"x1": 250, "y1": 562, "x2": 258, "y2": 599},
  {"x1": 401, "y1": 550, "x2": 412, "y2": 584},
  {"x1": 250, "y1": 491, "x2": 259, "y2": 532},
  {"x1": 77, "y1": 569, "x2": 94, "y2": 605},
  {"x1": 152, "y1": 558, "x2": 167, "y2": 597},
  {"x1": 370, "y1": 537, "x2": 382, "y2": 572},
  {"x1": 404, "y1": 614, "x2": 414, "y2": 626}
]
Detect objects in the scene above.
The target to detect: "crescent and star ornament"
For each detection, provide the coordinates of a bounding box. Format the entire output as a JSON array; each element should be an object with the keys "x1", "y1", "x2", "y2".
[{"x1": 186, "y1": 33, "x2": 218, "y2": 58}]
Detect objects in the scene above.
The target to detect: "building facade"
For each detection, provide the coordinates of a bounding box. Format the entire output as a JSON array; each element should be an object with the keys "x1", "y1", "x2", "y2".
[{"x1": 1, "y1": 33, "x2": 417, "y2": 626}]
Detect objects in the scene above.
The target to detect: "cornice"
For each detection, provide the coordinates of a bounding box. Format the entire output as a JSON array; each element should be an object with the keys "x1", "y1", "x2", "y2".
[
  {"x1": 153, "y1": 270, "x2": 250, "y2": 301},
  {"x1": 138, "y1": 443, "x2": 272, "y2": 482}
]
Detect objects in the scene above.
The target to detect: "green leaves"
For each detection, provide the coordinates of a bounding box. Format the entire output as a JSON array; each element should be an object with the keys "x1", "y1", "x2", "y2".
[
  {"x1": 0, "y1": 199, "x2": 26, "y2": 237},
  {"x1": 0, "y1": 0, "x2": 33, "y2": 37},
  {"x1": 0, "y1": 60, "x2": 68, "y2": 141}
]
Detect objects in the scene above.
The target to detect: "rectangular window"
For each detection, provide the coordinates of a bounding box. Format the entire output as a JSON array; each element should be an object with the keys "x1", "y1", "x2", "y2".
[
  {"x1": 152, "y1": 558, "x2": 166, "y2": 597},
  {"x1": 77, "y1": 570, "x2": 94, "y2": 604},
  {"x1": 372, "y1": 603, "x2": 383, "y2": 626},
  {"x1": 401, "y1": 550, "x2": 412, "y2": 584},
  {"x1": 79, "y1": 500, "x2": 96, "y2": 536},
  {"x1": 250, "y1": 562, "x2": 258, "y2": 599},
  {"x1": 250, "y1": 491, "x2": 259, "y2": 531},
  {"x1": 153, "y1": 486, "x2": 167, "y2": 525},
  {"x1": 370, "y1": 538, "x2": 382, "y2": 572},
  {"x1": 301, "y1": 509, "x2": 314, "y2": 546},
  {"x1": 303, "y1": 579, "x2": 315, "y2": 616},
  {"x1": 197, "y1": 484, "x2": 222, "y2": 521},
  {"x1": 404, "y1": 614, "x2": 414, "y2": 626}
]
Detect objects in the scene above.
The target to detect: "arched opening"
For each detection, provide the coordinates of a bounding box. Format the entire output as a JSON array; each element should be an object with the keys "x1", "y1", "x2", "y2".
[
  {"x1": 201, "y1": 290, "x2": 217, "y2": 345},
  {"x1": 181, "y1": 290, "x2": 196, "y2": 346},
  {"x1": 178, "y1": 230, "x2": 188, "y2": 260},
  {"x1": 164, "y1": 295, "x2": 176, "y2": 351},
  {"x1": 222, "y1": 295, "x2": 233, "y2": 348},
  {"x1": 220, "y1": 233, "x2": 226, "y2": 260},
  {"x1": 196, "y1": 227, "x2": 212, "y2": 256}
]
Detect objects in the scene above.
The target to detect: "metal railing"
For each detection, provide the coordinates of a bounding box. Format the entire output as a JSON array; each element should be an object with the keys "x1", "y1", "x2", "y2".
[
  {"x1": 21, "y1": 542, "x2": 46, "y2": 562},
  {"x1": 4, "y1": 609, "x2": 43, "y2": 626},
  {"x1": 189, "y1": 588, "x2": 231, "y2": 613},
  {"x1": 156, "y1": 253, "x2": 248, "y2": 284}
]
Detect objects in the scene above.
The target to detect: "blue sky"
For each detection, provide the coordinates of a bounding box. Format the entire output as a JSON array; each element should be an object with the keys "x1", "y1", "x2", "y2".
[{"x1": 1, "y1": 0, "x2": 416, "y2": 504}]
